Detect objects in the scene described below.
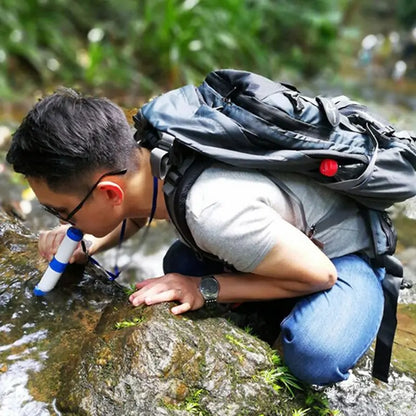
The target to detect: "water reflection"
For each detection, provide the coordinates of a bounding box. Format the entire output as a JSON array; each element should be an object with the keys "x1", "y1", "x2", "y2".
[
  {"x1": 0, "y1": 255, "x2": 125, "y2": 415},
  {"x1": 0, "y1": 329, "x2": 47, "y2": 353},
  {"x1": 0, "y1": 359, "x2": 49, "y2": 416}
]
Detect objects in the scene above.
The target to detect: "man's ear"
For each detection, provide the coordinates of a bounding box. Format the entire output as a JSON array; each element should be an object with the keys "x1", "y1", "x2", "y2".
[{"x1": 96, "y1": 181, "x2": 124, "y2": 205}]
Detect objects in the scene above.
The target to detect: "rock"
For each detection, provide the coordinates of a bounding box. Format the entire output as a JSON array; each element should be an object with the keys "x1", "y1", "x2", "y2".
[
  {"x1": 56, "y1": 304, "x2": 295, "y2": 415},
  {"x1": 0, "y1": 210, "x2": 322, "y2": 415}
]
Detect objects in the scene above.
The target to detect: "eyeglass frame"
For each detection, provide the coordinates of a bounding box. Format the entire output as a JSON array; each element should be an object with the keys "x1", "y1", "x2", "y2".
[{"x1": 42, "y1": 168, "x2": 128, "y2": 224}]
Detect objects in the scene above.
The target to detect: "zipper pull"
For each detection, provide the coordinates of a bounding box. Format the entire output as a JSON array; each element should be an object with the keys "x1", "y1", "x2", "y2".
[{"x1": 307, "y1": 224, "x2": 324, "y2": 250}]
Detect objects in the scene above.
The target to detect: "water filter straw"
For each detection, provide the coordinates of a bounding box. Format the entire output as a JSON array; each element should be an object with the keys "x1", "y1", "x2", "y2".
[{"x1": 33, "y1": 227, "x2": 83, "y2": 296}]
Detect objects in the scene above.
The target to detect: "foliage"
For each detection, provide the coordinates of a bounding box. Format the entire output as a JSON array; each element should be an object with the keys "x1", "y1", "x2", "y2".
[
  {"x1": 124, "y1": 283, "x2": 137, "y2": 296},
  {"x1": 0, "y1": 0, "x2": 350, "y2": 100},
  {"x1": 114, "y1": 316, "x2": 144, "y2": 329},
  {"x1": 182, "y1": 389, "x2": 209, "y2": 416},
  {"x1": 258, "y1": 352, "x2": 341, "y2": 416},
  {"x1": 292, "y1": 409, "x2": 311, "y2": 416},
  {"x1": 164, "y1": 388, "x2": 209, "y2": 415},
  {"x1": 259, "y1": 352, "x2": 303, "y2": 397},
  {"x1": 396, "y1": 0, "x2": 416, "y2": 29}
]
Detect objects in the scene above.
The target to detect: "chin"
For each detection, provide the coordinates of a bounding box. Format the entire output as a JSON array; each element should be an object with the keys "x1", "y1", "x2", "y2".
[
  {"x1": 79, "y1": 226, "x2": 110, "y2": 239},
  {"x1": 90, "y1": 222, "x2": 123, "y2": 238},
  {"x1": 90, "y1": 230, "x2": 107, "y2": 238}
]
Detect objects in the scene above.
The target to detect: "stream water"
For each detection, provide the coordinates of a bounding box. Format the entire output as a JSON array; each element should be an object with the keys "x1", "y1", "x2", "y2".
[{"x1": 0, "y1": 93, "x2": 415, "y2": 415}]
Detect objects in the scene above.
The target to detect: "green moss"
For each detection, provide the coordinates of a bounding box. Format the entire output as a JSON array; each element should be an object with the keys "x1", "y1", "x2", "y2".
[
  {"x1": 164, "y1": 388, "x2": 210, "y2": 415},
  {"x1": 225, "y1": 333, "x2": 253, "y2": 351},
  {"x1": 27, "y1": 328, "x2": 90, "y2": 402},
  {"x1": 114, "y1": 316, "x2": 145, "y2": 329},
  {"x1": 162, "y1": 343, "x2": 203, "y2": 382},
  {"x1": 394, "y1": 213, "x2": 416, "y2": 248},
  {"x1": 254, "y1": 352, "x2": 301, "y2": 397},
  {"x1": 393, "y1": 303, "x2": 416, "y2": 375}
]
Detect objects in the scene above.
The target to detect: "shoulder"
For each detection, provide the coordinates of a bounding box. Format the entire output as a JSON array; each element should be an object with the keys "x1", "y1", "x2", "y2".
[
  {"x1": 184, "y1": 164, "x2": 292, "y2": 271},
  {"x1": 187, "y1": 164, "x2": 281, "y2": 212}
]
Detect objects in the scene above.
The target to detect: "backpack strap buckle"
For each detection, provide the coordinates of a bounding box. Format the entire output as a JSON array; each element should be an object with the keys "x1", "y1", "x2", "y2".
[{"x1": 150, "y1": 148, "x2": 170, "y2": 179}]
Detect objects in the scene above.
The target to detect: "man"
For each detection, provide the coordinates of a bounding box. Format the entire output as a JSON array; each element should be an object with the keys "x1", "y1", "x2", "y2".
[{"x1": 6, "y1": 88, "x2": 385, "y2": 385}]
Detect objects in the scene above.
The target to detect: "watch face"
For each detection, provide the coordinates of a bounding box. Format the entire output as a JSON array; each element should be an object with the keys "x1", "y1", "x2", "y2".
[{"x1": 200, "y1": 276, "x2": 219, "y2": 301}]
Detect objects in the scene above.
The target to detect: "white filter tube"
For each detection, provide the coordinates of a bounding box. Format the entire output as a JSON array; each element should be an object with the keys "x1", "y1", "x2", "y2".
[{"x1": 34, "y1": 227, "x2": 83, "y2": 296}]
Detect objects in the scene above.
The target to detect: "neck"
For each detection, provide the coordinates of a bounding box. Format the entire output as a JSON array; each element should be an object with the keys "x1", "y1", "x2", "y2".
[
  {"x1": 124, "y1": 149, "x2": 170, "y2": 221},
  {"x1": 152, "y1": 177, "x2": 170, "y2": 220}
]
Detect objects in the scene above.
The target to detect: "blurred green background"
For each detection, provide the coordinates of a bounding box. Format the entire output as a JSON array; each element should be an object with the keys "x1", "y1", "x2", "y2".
[
  {"x1": 0, "y1": 0, "x2": 416, "y2": 110},
  {"x1": 1, "y1": 0, "x2": 416, "y2": 232}
]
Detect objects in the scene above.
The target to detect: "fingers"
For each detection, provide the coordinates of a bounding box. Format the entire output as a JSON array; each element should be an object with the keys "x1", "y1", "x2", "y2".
[
  {"x1": 129, "y1": 275, "x2": 204, "y2": 314},
  {"x1": 38, "y1": 225, "x2": 88, "y2": 265},
  {"x1": 135, "y1": 279, "x2": 153, "y2": 290},
  {"x1": 129, "y1": 281, "x2": 178, "y2": 306},
  {"x1": 38, "y1": 225, "x2": 70, "y2": 261},
  {"x1": 146, "y1": 288, "x2": 187, "y2": 306},
  {"x1": 70, "y1": 244, "x2": 89, "y2": 264},
  {"x1": 171, "y1": 302, "x2": 192, "y2": 315}
]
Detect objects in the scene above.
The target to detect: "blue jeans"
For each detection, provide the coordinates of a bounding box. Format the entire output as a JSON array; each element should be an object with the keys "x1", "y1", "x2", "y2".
[{"x1": 163, "y1": 241, "x2": 385, "y2": 385}]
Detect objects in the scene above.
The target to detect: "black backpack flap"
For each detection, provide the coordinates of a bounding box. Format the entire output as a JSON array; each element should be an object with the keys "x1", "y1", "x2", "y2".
[
  {"x1": 204, "y1": 69, "x2": 334, "y2": 140},
  {"x1": 205, "y1": 69, "x2": 291, "y2": 100},
  {"x1": 200, "y1": 70, "x2": 416, "y2": 211},
  {"x1": 140, "y1": 82, "x2": 368, "y2": 171},
  {"x1": 327, "y1": 141, "x2": 416, "y2": 210},
  {"x1": 139, "y1": 85, "x2": 253, "y2": 153}
]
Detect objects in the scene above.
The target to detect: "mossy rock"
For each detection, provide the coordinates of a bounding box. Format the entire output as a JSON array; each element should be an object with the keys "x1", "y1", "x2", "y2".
[
  {"x1": 394, "y1": 303, "x2": 416, "y2": 374},
  {"x1": 0, "y1": 210, "x2": 331, "y2": 415}
]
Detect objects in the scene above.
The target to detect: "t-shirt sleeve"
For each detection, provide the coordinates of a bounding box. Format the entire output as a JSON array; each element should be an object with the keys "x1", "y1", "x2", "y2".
[{"x1": 185, "y1": 175, "x2": 286, "y2": 272}]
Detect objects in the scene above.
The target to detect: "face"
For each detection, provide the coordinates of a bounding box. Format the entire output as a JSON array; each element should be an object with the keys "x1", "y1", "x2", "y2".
[{"x1": 27, "y1": 175, "x2": 126, "y2": 237}]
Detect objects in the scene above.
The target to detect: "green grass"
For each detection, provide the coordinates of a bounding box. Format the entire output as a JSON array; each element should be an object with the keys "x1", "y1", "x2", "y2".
[
  {"x1": 114, "y1": 316, "x2": 144, "y2": 329},
  {"x1": 0, "y1": 0, "x2": 349, "y2": 99}
]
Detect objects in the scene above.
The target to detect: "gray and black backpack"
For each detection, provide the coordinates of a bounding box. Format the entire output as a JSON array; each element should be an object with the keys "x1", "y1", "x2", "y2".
[{"x1": 134, "y1": 69, "x2": 416, "y2": 382}]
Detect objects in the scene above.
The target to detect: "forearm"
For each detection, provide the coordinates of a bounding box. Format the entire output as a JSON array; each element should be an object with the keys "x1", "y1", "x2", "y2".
[
  {"x1": 86, "y1": 218, "x2": 146, "y2": 255},
  {"x1": 215, "y1": 272, "x2": 332, "y2": 303},
  {"x1": 129, "y1": 270, "x2": 335, "y2": 315},
  {"x1": 129, "y1": 218, "x2": 337, "y2": 314},
  {"x1": 217, "y1": 221, "x2": 338, "y2": 302}
]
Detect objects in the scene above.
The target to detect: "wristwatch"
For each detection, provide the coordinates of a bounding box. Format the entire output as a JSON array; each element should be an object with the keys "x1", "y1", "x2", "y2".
[{"x1": 199, "y1": 275, "x2": 219, "y2": 307}]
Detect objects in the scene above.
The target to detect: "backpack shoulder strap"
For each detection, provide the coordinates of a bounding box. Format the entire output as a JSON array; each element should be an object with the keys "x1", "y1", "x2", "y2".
[
  {"x1": 162, "y1": 153, "x2": 226, "y2": 264},
  {"x1": 372, "y1": 255, "x2": 403, "y2": 382}
]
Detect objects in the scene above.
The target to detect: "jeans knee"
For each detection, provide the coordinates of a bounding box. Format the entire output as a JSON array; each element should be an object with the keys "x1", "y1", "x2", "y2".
[{"x1": 281, "y1": 327, "x2": 351, "y2": 385}]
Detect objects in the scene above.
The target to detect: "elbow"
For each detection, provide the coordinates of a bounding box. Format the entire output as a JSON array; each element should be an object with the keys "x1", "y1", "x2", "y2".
[
  {"x1": 306, "y1": 263, "x2": 337, "y2": 292},
  {"x1": 320, "y1": 264, "x2": 337, "y2": 290}
]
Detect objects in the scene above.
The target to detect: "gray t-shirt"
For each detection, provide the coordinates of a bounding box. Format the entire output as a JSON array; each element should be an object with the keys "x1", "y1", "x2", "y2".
[{"x1": 185, "y1": 164, "x2": 372, "y2": 272}]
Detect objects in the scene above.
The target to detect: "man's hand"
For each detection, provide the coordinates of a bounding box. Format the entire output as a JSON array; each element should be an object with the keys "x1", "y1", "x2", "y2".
[
  {"x1": 129, "y1": 274, "x2": 205, "y2": 315},
  {"x1": 38, "y1": 225, "x2": 89, "y2": 264}
]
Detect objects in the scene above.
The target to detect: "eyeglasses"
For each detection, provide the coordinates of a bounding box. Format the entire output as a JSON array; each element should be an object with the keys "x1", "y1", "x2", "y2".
[{"x1": 42, "y1": 168, "x2": 128, "y2": 225}]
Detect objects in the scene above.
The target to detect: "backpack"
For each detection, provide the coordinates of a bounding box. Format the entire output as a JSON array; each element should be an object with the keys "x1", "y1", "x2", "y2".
[{"x1": 133, "y1": 69, "x2": 416, "y2": 382}]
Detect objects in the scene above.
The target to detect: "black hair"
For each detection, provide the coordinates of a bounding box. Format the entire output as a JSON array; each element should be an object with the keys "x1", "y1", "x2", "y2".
[{"x1": 6, "y1": 88, "x2": 138, "y2": 192}]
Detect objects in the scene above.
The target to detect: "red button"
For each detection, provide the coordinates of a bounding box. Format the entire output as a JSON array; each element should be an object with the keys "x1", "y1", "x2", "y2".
[{"x1": 319, "y1": 159, "x2": 338, "y2": 177}]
